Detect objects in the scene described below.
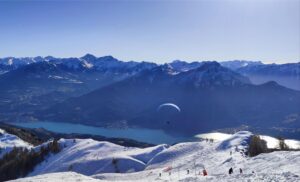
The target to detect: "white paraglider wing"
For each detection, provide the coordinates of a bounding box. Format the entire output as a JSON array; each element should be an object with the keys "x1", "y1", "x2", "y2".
[{"x1": 157, "y1": 103, "x2": 181, "y2": 112}]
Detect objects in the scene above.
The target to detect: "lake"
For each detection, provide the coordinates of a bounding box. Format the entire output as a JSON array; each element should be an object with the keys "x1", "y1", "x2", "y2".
[{"x1": 10, "y1": 121, "x2": 194, "y2": 144}]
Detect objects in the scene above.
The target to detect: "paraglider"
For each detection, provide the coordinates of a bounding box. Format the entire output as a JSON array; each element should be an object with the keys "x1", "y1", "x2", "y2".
[
  {"x1": 157, "y1": 103, "x2": 181, "y2": 125},
  {"x1": 157, "y1": 103, "x2": 181, "y2": 112}
]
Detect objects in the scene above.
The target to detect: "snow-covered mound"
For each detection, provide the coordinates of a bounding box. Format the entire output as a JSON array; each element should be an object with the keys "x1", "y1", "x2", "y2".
[
  {"x1": 29, "y1": 138, "x2": 168, "y2": 176},
  {"x1": 0, "y1": 129, "x2": 32, "y2": 158},
  {"x1": 285, "y1": 139, "x2": 300, "y2": 149},
  {"x1": 195, "y1": 132, "x2": 232, "y2": 141}
]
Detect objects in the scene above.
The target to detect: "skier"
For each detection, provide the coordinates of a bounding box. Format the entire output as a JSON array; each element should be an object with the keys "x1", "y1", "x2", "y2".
[
  {"x1": 229, "y1": 167, "x2": 233, "y2": 175},
  {"x1": 187, "y1": 169, "x2": 189, "y2": 174},
  {"x1": 239, "y1": 168, "x2": 243, "y2": 174},
  {"x1": 203, "y1": 169, "x2": 208, "y2": 176}
]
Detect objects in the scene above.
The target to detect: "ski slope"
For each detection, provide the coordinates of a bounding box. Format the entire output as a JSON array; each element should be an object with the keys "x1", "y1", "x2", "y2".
[{"x1": 5, "y1": 131, "x2": 300, "y2": 182}]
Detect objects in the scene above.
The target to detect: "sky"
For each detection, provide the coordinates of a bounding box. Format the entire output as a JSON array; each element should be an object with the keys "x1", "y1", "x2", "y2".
[{"x1": 0, "y1": 0, "x2": 299, "y2": 64}]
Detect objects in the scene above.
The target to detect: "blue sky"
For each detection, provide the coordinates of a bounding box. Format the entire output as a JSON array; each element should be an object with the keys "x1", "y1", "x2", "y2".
[{"x1": 0, "y1": 0, "x2": 299, "y2": 63}]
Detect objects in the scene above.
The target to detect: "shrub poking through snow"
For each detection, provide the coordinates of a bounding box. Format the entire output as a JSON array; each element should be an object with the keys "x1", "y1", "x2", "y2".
[
  {"x1": 277, "y1": 136, "x2": 289, "y2": 150},
  {"x1": 68, "y1": 164, "x2": 73, "y2": 171},
  {"x1": 112, "y1": 158, "x2": 120, "y2": 173},
  {"x1": 248, "y1": 135, "x2": 268, "y2": 157}
]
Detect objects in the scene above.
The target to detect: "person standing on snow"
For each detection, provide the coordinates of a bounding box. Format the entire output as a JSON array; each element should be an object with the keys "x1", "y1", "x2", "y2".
[
  {"x1": 229, "y1": 167, "x2": 233, "y2": 175},
  {"x1": 239, "y1": 168, "x2": 243, "y2": 174},
  {"x1": 203, "y1": 169, "x2": 208, "y2": 176}
]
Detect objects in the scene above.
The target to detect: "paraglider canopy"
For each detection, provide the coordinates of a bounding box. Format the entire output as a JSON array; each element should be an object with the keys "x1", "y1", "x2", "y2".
[{"x1": 157, "y1": 103, "x2": 181, "y2": 112}]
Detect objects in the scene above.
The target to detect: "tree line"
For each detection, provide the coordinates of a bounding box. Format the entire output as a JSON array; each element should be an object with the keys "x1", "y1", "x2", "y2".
[{"x1": 0, "y1": 139, "x2": 61, "y2": 181}]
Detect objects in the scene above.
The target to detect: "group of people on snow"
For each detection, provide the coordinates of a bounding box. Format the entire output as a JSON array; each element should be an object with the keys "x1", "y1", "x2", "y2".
[
  {"x1": 159, "y1": 167, "x2": 247, "y2": 178},
  {"x1": 158, "y1": 144, "x2": 251, "y2": 179},
  {"x1": 228, "y1": 167, "x2": 243, "y2": 175}
]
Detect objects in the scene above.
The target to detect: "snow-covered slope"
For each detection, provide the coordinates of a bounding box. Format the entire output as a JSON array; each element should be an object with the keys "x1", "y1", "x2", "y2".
[
  {"x1": 7, "y1": 131, "x2": 300, "y2": 182},
  {"x1": 0, "y1": 129, "x2": 32, "y2": 158},
  {"x1": 28, "y1": 138, "x2": 168, "y2": 176},
  {"x1": 195, "y1": 132, "x2": 232, "y2": 141},
  {"x1": 197, "y1": 132, "x2": 300, "y2": 150},
  {"x1": 11, "y1": 172, "x2": 101, "y2": 182}
]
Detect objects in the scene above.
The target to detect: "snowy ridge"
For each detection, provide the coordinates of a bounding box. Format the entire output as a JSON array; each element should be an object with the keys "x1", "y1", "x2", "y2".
[
  {"x1": 197, "y1": 132, "x2": 300, "y2": 150},
  {"x1": 0, "y1": 54, "x2": 157, "y2": 75},
  {"x1": 195, "y1": 132, "x2": 232, "y2": 141},
  {"x1": 0, "y1": 129, "x2": 33, "y2": 158},
  {"x1": 216, "y1": 131, "x2": 252, "y2": 151},
  {"x1": 5, "y1": 131, "x2": 300, "y2": 182}
]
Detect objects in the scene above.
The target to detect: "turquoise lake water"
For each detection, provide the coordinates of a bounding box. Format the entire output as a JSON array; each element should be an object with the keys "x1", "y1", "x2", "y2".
[{"x1": 11, "y1": 121, "x2": 193, "y2": 144}]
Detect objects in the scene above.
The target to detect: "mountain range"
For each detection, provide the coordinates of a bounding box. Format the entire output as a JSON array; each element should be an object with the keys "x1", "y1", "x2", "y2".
[
  {"x1": 0, "y1": 55, "x2": 299, "y2": 138},
  {"x1": 35, "y1": 62, "x2": 300, "y2": 137}
]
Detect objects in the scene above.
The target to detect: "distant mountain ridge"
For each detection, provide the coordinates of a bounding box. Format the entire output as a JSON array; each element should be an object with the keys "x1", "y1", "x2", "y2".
[
  {"x1": 168, "y1": 60, "x2": 299, "y2": 90},
  {"x1": 237, "y1": 62, "x2": 300, "y2": 90},
  {"x1": 0, "y1": 54, "x2": 157, "y2": 74},
  {"x1": 0, "y1": 55, "x2": 157, "y2": 122},
  {"x1": 35, "y1": 62, "x2": 300, "y2": 136},
  {"x1": 2, "y1": 55, "x2": 298, "y2": 90}
]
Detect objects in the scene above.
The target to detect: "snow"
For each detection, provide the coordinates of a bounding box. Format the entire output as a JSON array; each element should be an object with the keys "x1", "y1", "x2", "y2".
[
  {"x1": 196, "y1": 132, "x2": 300, "y2": 150},
  {"x1": 216, "y1": 131, "x2": 252, "y2": 150},
  {"x1": 195, "y1": 132, "x2": 232, "y2": 141},
  {"x1": 82, "y1": 59, "x2": 94, "y2": 68},
  {"x1": 10, "y1": 172, "x2": 101, "y2": 182},
  {"x1": 260, "y1": 135, "x2": 300, "y2": 149},
  {"x1": 8, "y1": 58, "x2": 13, "y2": 65},
  {"x1": 48, "y1": 75, "x2": 64, "y2": 80},
  {"x1": 4, "y1": 130, "x2": 300, "y2": 182},
  {"x1": 260, "y1": 135, "x2": 279, "y2": 148},
  {"x1": 28, "y1": 138, "x2": 168, "y2": 176},
  {"x1": 285, "y1": 139, "x2": 300, "y2": 149},
  {"x1": 0, "y1": 129, "x2": 33, "y2": 158}
]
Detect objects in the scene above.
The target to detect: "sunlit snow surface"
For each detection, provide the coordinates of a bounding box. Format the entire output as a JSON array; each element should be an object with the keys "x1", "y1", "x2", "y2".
[
  {"x1": 196, "y1": 132, "x2": 300, "y2": 150},
  {"x1": 4, "y1": 131, "x2": 300, "y2": 182},
  {"x1": 195, "y1": 132, "x2": 232, "y2": 141}
]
